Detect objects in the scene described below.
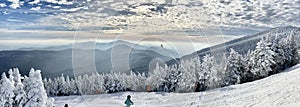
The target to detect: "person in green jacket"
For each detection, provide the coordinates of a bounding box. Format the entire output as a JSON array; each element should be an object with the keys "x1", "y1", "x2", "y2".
[{"x1": 124, "y1": 95, "x2": 134, "y2": 107}]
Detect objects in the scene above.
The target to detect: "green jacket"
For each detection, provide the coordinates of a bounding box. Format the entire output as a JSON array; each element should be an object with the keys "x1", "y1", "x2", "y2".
[{"x1": 124, "y1": 99, "x2": 134, "y2": 106}]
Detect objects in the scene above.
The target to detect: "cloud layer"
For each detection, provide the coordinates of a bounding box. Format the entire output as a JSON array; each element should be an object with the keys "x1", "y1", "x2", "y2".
[{"x1": 0, "y1": 0, "x2": 299, "y2": 36}]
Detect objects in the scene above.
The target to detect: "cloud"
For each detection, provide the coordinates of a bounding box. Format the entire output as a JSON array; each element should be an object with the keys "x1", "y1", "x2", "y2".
[
  {"x1": 0, "y1": 3, "x2": 6, "y2": 7},
  {"x1": 0, "y1": 0, "x2": 299, "y2": 36},
  {"x1": 30, "y1": 6, "x2": 41, "y2": 11},
  {"x1": 7, "y1": 0, "x2": 20, "y2": 9},
  {"x1": 28, "y1": 0, "x2": 40, "y2": 5}
]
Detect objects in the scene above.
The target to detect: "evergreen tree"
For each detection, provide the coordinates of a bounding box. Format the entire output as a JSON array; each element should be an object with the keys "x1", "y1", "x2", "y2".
[
  {"x1": 249, "y1": 37, "x2": 276, "y2": 79},
  {"x1": 197, "y1": 54, "x2": 221, "y2": 90},
  {"x1": 0, "y1": 72, "x2": 15, "y2": 107},
  {"x1": 224, "y1": 48, "x2": 243, "y2": 85},
  {"x1": 12, "y1": 68, "x2": 27, "y2": 107},
  {"x1": 270, "y1": 34, "x2": 286, "y2": 74},
  {"x1": 176, "y1": 59, "x2": 197, "y2": 92},
  {"x1": 24, "y1": 69, "x2": 48, "y2": 107},
  {"x1": 146, "y1": 63, "x2": 167, "y2": 91}
]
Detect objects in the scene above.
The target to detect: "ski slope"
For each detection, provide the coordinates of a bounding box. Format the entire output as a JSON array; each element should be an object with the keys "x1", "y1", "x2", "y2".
[{"x1": 53, "y1": 64, "x2": 300, "y2": 107}]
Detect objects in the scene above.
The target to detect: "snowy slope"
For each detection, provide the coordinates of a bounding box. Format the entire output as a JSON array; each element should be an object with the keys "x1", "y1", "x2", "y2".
[{"x1": 53, "y1": 64, "x2": 300, "y2": 107}]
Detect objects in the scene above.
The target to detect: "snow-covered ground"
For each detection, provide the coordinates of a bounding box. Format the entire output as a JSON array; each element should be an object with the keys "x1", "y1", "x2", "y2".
[{"x1": 53, "y1": 64, "x2": 300, "y2": 107}]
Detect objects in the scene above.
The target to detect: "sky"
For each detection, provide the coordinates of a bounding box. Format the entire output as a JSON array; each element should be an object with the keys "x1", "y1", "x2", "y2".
[{"x1": 0, "y1": 0, "x2": 299, "y2": 54}]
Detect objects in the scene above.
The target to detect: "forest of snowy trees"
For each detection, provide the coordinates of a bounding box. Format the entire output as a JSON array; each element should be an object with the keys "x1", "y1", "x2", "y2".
[
  {"x1": 1, "y1": 31, "x2": 299, "y2": 100},
  {"x1": 0, "y1": 68, "x2": 54, "y2": 107},
  {"x1": 40, "y1": 31, "x2": 299, "y2": 96}
]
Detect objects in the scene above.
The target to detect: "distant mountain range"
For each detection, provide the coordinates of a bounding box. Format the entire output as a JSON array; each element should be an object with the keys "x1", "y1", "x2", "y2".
[
  {"x1": 18, "y1": 40, "x2": 178, "y2": 58},
  {"x1": 0, "y1": 40, "x2": 176, "y2": 78}
]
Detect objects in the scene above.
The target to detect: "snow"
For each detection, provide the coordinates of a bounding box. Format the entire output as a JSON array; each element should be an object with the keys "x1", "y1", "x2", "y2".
[{"x1": 53, "y1": 64, "x2": 300, "y2": 107}]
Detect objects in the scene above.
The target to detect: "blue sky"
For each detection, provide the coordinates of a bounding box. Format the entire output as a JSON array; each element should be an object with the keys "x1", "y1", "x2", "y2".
[{"x1": 0, "y1": 0, "x2": 299, "y2": 54}]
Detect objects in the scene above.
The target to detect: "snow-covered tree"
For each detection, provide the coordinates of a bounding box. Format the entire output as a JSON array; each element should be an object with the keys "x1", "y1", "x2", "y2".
[
  {"x1": 176, "y1": 59, "x2": 197, "y2": 92},
  {"x1": 270, "y1": 34, "x2": 286, "y2": 74},
  {"x1": 197, "y1": 54, "x2": 222, "y2": 91},
  {"x1": 282, "y1": 31, "x2": 299, "y2": 67},
  {"x1": 75, "y1": 75, "x2": 83, "y2": 95},
  {"x1": 12, "y1": 68, "x2": 27, "y2": 107},
  {"x1": 146, "y1": 63, "x2": 168, "y2": 91},
  {"x1": 224, "y1": 48, "x2": 244, "y2": 85},
  {"x1": 130, "y1": 72, "x2": 146, "y2": 91},
  {"x1": 69, "y1": 78, "x2": 78, "y2": 95},
  {"x1": 24, "y1": 69, "x2": 48, "y2": 107},
  {"x1": 249, "y1": 37, "x2": 276, "y2": 79},
  {"x1": 0, "y1": 72, "x2": 15, "y2": 107},
  {"x1": 159, "y1": 64, "x2": 182, "y2": 92},
  {"x1": 62, "y1": 75, "x2": 72, "y2": 95}
]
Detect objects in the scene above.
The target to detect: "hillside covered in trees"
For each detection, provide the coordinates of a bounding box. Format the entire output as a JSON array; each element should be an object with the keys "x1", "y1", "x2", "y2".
[{"x1": 40, "y1": 29, "x2": 299, "y2": 96}]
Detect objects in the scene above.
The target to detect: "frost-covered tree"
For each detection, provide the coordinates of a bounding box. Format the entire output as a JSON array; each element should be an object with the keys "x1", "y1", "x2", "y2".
[
  {"x1": 69, "y1": 78, "x2": 78, "y2": 95},
  {"x1": 75, "y1": 75, "x2": 83, "y2": 95},
  {"x1": 282, "y1": 31, "x2": 299, "y2": 67},
  {"x1": 201, "y1": 54, "x2": 220, "y2": 89},
  {"x1": 24, "y1": 69, "x2": 48, "y2": 107},
  {"x1": 160, "y1": 64, "x2": 182, "y2": 92},
  {"x1": 0, "y1": 72, "x2": 15, "y2": 107},
  {"x1": 176, "y1": 59, "x2": 197, "y2": 92},
  {"x1": 62, "y1": 75, "x2": 72, "y2": 95},
  {"x1": 146, "y1": 63, "x2": 168, "y2": 91},
  {"x1": 12, "y1": 68, "x2": 27, "y2": 107},
  {"x1": 249, "y1": 37, "x2": 276, "y2": 79},
  {"x1": 224, "y1": 48, "x2": 244, "y2": 85},
  {"x1": 270, "y1": 34, "x2": 286, "y2": 74},
  {"x1": 131, "y1": 72, "x2": 146, "y2": 91}
]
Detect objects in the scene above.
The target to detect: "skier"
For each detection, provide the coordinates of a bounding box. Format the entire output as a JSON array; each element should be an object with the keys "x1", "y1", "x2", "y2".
[
  {"x1": 124, "y1": 95, "x2": 134, "y2": 107},
  {"x1": 64, "y1": 104, "x2": 69, "y2": 107}
]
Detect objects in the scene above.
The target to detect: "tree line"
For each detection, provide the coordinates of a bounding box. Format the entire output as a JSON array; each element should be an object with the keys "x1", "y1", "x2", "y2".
[{"x1": 42, "y1": 31, "x2": 299, "y2": 95}]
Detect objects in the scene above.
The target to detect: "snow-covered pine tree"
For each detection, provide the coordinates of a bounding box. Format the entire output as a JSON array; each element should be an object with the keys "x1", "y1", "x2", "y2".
[
  {"x1": 146, "y1": 63, "x2": 167, "y2": 91},
  {"x1": 224, "y1": 48, "x2": 244, "y2": 85},
  {"x1": 249, "y1": 37, "x2": 276, "y2": 79},
  {"x1": 268, "y1": 33, "x2": 290, "y2": 75},
  {"x1": 88, "y1": 73, "x2": 96, "y2": 94},
  {"x1": 69, "y1": 78, "x2": 78, "y2": 95},
  {"x1": 94, "y1": 73, "x2": 105, "y2": 94},
  {"x1": 75, "y1": 75, "x2": 83, "y2": 95},
  {"x1": 0, "y1": 72, "x2": 15, "y2": 107},
  {"x1": 48, "y1": 78, "x2": 54, "y2": 96},
  {"x1": 24, "y1": 69, "x2": 49, "y2": 107},
  {"x1": 282, "y1": 31, "x2": 299, "y2": 67},
  {"x1": 240, "y1": 49, "x2": 255, "y2": 83},
  {"x1": 22, "y1": 76, "x2": 30, "y2": 96},
  {"x1": 176, "y1": 59, "x2": 197, "y2": 92},
  {"x1": 206, "y1": 54, "x2": 221, "y2": 89},
  {"x1": 82, "y1": 74, "x2": 91, "y2": 94},
  {"x1": 62, "y1": 75, "x2": 71, "y2": 95},
  {"x1": 161, "y1": 64, "x2": 181, "y2": 92},
  {"x1": 12, "y1": 68, "x2": 27, "y2": 107},
  {"x1": 193, "y1": 56, "x2": 202, "y2": 92},
  {"x1": 197, "y1": 54, "x2": 220, "y2": 90},
  {"x1": 58, "y1": 74, "x2": 66, "y2": 96},
  {"x1": 197, "y1": 55, "x2": 209, "y2": 91},
  {"x1": 112, "y1": 72, "x2": 126, "y2": 92},
  {"x1": 43, "y1": 78, "x2": 51, "y2": 96},
  {"x1": 8, "y1": 69, "x2": 15, "y2": 86},
  {"x1": 124, "y1": 71, "x2": 134, "y2": 91},
  {"x1": 132, "y1": 72, "x2": 146, "y2": 91}
]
